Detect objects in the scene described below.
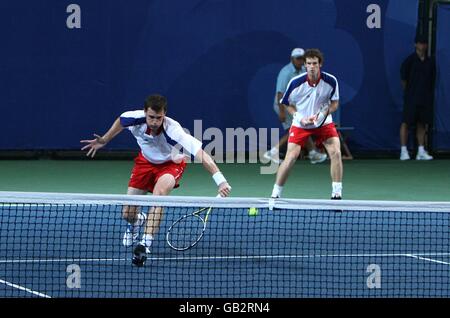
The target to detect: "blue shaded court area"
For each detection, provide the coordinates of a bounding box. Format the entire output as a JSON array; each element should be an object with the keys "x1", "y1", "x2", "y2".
[{"x1": 1, "y1": 203, "x2": 449, "y2": 298}]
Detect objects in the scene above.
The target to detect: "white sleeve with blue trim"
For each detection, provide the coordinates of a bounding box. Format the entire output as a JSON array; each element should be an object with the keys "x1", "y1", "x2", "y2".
[
  {"x1": 119, "y1": 110, "x2": 146, "y2": 129},
  {"x1": 164, "y1": 118, "x2": 203, "y2": 157},
  {"x1": 322, "y1": 72, "x2": 340, "y2": 101},
  {"x1": 280, "y1": 75, "x2": 301, "y2": 106},
  {"x1": 331, "y1": 78, "x2": 339, "y2": 101}
]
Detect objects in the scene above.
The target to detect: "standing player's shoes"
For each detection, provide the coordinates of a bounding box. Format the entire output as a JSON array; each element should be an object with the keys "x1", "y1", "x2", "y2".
[
  {"x1": 263, "y1": 151, "x2": 282, "y2": 164},
  {"x1": 132, "y1": 243, "x2": 150, "y2": 267},
  {"x1": 123, "y1": 213, "x2": 146, "y2": 247},
  {"x1": 400, "y1": 151, "x2": 410, "y2": 161},
  {"x1": 331, "y1": 195, "x2": 343, "y2": 212},
  {"x1": 416, "y1": 151, "x2": 433, "y2": 160},
  {"x1": 310, "y1": 152, "x2": 327, "y2": 164}
]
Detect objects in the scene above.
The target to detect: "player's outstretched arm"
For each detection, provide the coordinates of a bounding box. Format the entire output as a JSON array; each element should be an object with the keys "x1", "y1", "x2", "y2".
[
  {"x1": 195, "y1": 149, "x2": 231, "y2": 197},
  {"x1": 80, "y1": 117, "x2": 124, "y2": 158}
]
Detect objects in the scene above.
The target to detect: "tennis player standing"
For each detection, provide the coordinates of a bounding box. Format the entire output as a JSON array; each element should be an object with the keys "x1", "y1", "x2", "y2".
[
  {"x1": 270, "y1": 49, "x2": 343, "y2": 200},
  {"x1": 81, "y1": 94, "x2": 231, "y2": 266}
]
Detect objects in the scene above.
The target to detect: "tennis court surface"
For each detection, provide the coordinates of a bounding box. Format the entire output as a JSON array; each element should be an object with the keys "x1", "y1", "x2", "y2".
[{"x1": 1, "y1": 191, "x2": 449, "y2": 298}]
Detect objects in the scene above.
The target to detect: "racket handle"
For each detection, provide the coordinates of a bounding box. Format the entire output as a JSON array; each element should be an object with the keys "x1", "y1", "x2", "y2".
[{"x1": 316, "y1": 111, "x2": 326, "y2": 123}]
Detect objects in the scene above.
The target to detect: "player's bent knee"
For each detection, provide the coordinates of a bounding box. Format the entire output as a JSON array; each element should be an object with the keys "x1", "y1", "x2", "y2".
[
  {"x1": 328, "y1": 148, "x2": 342, "y2": 161},
  {"x1": 153, "y1": 174, "x2": 176, "y2": 196},
  {"x1": 153, "y1": 184, "x2": 174, "y2": 196},
  {"x1": 285, "y1": 153, "x2": 298, "y2": 163},
  {"x1": 285, "y1": 148, "x2": 301, "y2": 163},
  {"x1": 153, "y1": 188, "x2": 171, "y2": 196}
]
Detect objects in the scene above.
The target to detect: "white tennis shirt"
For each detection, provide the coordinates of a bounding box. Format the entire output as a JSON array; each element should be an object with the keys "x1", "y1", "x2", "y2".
[
  {"x1": 280, "y1": 71, "x2": 339, "y2": 129},
  {"x1": 120, "y1": 110, "x2": 202, "y2": 164}
]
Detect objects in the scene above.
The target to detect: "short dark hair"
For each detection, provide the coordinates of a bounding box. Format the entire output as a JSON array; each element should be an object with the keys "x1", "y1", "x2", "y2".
[
  {"x1": 144, "y1": 94, "x2": 167, "y2": 113},
  {"x1": 303, "y1": 48, "x2": 324, "y2": 64},
  {"x1": 415, "y1": 34, "x2": 428, "y2": 44}
]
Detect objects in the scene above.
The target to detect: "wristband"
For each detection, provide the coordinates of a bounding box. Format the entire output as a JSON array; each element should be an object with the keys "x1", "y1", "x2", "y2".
[{"x1": 212, "y1": 171, "x2": 227, "y2": 186}]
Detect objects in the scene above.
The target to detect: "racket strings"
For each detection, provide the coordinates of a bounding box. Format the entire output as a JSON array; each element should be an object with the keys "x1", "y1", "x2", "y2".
[{"x1": 167, "y1": 214, "x2": 206, "y2": 250}]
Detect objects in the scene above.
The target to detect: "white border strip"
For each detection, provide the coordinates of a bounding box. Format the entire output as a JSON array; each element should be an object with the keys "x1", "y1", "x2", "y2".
[
  {"x1": 1, "y1": 191, "x2": 450, "y2": 212},
  {"x1": 0, "y1": 278, "x2": 51, "y2": 298}
]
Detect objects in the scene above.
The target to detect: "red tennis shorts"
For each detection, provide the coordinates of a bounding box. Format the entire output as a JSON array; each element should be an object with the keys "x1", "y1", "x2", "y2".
[
  {"x1": 128, "y1": 152, "x2": 186, "y2": 193},
  {"x1": 288, "y1": 123, "x2": 339, "y2": 148}
]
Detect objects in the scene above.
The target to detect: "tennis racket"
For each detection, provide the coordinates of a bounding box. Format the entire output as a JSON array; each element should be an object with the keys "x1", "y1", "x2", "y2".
[
  {"x1": 166, "y1": 195, "x2": 220, "y2": 251},
  {"x1": 313, "y1": 102, "x2": 330, "y2": 128}
]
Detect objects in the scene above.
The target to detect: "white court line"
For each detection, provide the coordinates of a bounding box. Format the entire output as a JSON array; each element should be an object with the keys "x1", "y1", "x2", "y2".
[
  {"x1": 1, "y1": 252, "x2": 449, "y2": 263},
  {"x1": 150, "y1": 252, "x2": 450, "y2": 261},
  {"x1": 0, "y1": 258, "x2": 128, "y2": 264},
  {"x1": 2, "y1": 253, "x2": 447, "y2": 298},
  {"x1": 0, "y1": 278, "x2": 51, "y2": 298},
  {"x1": 407, "y1": 254, "x2": 450, "y2": 266}
]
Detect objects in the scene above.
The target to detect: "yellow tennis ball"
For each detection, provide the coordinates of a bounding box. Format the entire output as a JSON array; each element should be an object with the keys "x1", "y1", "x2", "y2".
[{"x1": 248, "y1": 207, "x2": 259, "y2": 216}]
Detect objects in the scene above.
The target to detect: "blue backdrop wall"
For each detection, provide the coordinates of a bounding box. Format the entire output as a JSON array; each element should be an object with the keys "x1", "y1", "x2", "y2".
[
  {"x1": 0, "y1": 0, "x2": 424, "y2": 152},
  {"x1": 433, "y1": 3, "x2": 450, "y2": 150}
]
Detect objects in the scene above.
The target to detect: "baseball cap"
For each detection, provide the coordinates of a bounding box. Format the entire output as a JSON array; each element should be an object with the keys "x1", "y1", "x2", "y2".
[{"x1": 291, "y1": 48, "x2": 305, "y2": 58}]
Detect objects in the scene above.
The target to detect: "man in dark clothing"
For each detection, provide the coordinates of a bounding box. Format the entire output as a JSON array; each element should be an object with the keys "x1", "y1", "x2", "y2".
[{"x1": 399, "y1": 34, "x2": 436, "y2": 160}]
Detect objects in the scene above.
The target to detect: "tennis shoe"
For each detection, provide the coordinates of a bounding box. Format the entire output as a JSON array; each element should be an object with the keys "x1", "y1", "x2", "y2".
[
  {"x1": 310, "y1": 152, "x2": 327, "y2": 164},
  {"x1": 400, "y1": 151, "x2": 410, "y2": 161},
  {"x1": 132, "y1": 243, "x2": 150, "y2": 267},
  {"x1": 331, "y1": 196, "x2": 343, "y2": 212},
  {"x1": 123, "y1": 213, "x2": 146, "y2": 247},
  {"x1": 416, "y1": 151, "x2": 433, "y2": 160},
  {"x1": 263, "y1": 151, "x2": 282, "y2": 164}
]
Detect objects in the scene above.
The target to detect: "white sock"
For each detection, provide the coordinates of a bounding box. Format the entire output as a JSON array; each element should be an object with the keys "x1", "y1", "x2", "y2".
[
  {"x1": 140, "y1": 234, "x2": 154, "y2": 248},
  {"x1": 309, "y1": 149, "x2": 317, "y2": 156},
  {"x1": 401, "y1": 146, "x2": 408, "y2": 153},
  {"x1": 332, "y1": 182, "x2": 342, "y2": 197},
  {"x1": 271, "y1": 184, "x2": 283, "y2": 198},
  {"x1": 418, "y1": 146, "x2": 425, "y2": 154},
  {"x1": 269, "y1": 147, "x2": 279, "y2": 155}
]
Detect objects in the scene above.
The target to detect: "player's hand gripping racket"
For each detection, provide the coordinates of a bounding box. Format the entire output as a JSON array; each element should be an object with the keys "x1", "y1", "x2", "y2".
[
  {"x1": 166, "y1": 195, "x2": 221, "y2": 251},
  {"x1": 313, "y1": 102, "x2": 330, "y2": 128}
]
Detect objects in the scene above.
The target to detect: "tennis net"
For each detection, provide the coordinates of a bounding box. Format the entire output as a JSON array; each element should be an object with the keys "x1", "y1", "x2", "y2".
[{"x1": 0, "y1": 191, "x2": 449, "y2": 298}]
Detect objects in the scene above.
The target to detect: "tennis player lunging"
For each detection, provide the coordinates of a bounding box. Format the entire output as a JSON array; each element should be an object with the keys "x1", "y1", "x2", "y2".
[
  {"x1": 81, "y1": 94, "x2": 231, "y2": 266},
  {"x1": 270, "y1": 49, "x2": 343, "y2": 200}
]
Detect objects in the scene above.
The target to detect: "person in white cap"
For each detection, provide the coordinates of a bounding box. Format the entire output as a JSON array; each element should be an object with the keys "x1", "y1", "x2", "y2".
[{"x1": 264, "y1": 48, "x2": 327, "y2": 165}]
